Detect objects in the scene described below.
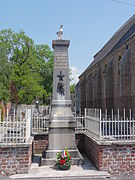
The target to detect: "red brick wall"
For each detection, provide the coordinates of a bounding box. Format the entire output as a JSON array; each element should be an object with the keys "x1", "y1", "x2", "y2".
[
  {"x1": 84, "y1": 134, "x2": 135, "y2": 175},
  {"x1": 0, "y1": 144, "x2": 32, "y2": 176},
  {"x1": 101, "y1": 144, "x2": 135, "y2": 176},
  {"x1": 33, "y1": 135, "x2": 48, "y2": 154},
  {"x1": 84, "y1": 135, "x2": 102, "y2": 169},
  {"x1": 33, "y1": 134, "x2": 84, "y2": 154}
]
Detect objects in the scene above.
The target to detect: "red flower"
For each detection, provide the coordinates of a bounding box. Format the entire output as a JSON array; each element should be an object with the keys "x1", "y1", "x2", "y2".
[{"x1": 60, "y1": 159, "x2": 65, "y2": 165}]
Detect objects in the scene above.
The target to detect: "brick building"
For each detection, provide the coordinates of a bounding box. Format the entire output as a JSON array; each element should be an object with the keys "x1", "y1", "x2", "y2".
[{"x1": 78, "y1": 14, "x2": 135, "y2": 116}]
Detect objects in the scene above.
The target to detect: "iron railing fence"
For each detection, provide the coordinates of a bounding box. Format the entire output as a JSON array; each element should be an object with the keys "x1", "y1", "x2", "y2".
[
  {"x1": 32, "y1": 111, "x2": 85, "y2": 135},
  {"x1": 85, "y1": 108, "x2": 135, "y2": 142},
  {"x1": 32, "y1": 106, "x2": 51, "y2": 134},
  {"x1": 85, "y1": 108, "x2": 100, "y2": 140},
  {"x1": 32, "y1": 114, "x2": 49, "y2": 134},
  {"x1": 0, "y1": 109, "x2": 31, "y2": 144},
  {"x1": 1, "y1": 106, "x2": 135, "y2": 144},
  {"x1": 75, "y1": 115, "x2": 85, "y2": 134}
]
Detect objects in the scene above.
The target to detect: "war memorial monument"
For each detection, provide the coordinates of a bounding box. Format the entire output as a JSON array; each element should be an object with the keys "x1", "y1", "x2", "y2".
[{"x1": 41, "y1": 26, "x2": 82, "y2": 166}]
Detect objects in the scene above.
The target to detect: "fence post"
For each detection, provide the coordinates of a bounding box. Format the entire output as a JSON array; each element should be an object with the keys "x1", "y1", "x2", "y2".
[
  {"x1": 129, "y1": 109, "x2": 131, "y2": 140},
  {"x1": 105, "y1": 109, "x2": 107, "y2": 138},
  {"x1": 84, "y1": 108, "x2": 87, "y2": 117},
  {"x1": 112, "y1": 109, "x2": 113, "y2": 139},
  {"x1": 26, "y1": 109, "x2": 31, "y2": 143},
  {"x1": 30, "y1": 109, "x2": 33, "y2": 136},
  {"x1": 118, "y1": 109, "x2": 119, "y2": 140},
  {"x1": 0, "y1": 109, "x2": 1, "y2": 128},
  {"x1": 99, "y1": 109, "x2": 102, "y2": 141},
  {"x1": 14, "y1": 109, "x2": 15, "y2": 120},
  {"x1": 84, "y1": 108, "x2": 87, "y2": 132},
  {"x1": 124, "y1": 108, "x2": 125, "y2": 142},
  {"x1": 0, "y1": 109, "x2": 2, "y2": 142}
]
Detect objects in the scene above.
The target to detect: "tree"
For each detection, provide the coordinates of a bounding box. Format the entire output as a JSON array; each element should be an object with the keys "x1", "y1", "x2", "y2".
[
  {"x1": 0, "y1": 45, "x2": 11, "y2": 102},
  {"x1": 0, "y1": 29, "x2": 49, "y2": 104},
  {"x1": 35, "y1": 44, "x2": 53, "y2": 104}
]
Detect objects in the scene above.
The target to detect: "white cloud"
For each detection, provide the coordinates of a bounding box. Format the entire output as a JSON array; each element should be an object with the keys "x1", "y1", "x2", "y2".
[{"x1": 70, "y1": 66, "x2": 80, "y2": 85}]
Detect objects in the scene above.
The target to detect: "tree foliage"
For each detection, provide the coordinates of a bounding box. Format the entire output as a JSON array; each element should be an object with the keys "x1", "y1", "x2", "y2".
[
  {"x1": 70, "y1": 84, "x2": 75, "y2": 94},
  {"x1": 35, "y1": 45, "x2": 53, "y2": 102},
  {"x1": 0, "y1": 29, "x2": 53, "y2": 104},
  {"x1": 0, "y1": 45, "x2": 11, "y2": 102}
]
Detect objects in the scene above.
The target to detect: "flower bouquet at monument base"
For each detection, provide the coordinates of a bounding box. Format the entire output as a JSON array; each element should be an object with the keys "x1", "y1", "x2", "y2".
[{"x1": 56, "y1": 148, "x2": 72, "y2": 170}]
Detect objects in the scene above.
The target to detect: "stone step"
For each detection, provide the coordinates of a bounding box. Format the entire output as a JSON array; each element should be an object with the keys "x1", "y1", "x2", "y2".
[
  {"x1": 41, "y1": 148, "x2": 83, "y2": 166},
  {"x1": 41, "y1": 157, "x2": 83, "y2": 166},
  {"x1": 11, "y1": 166, "x2": 110, "y2": 179},
  {"x1": 72, "y1": 157, "x2": 83, "y2": 165},
  {"x1": 10, "y1": 166, "x2": 110, "y2": 180},
  {"x1": 43, "y1": 149, "x2": 81, "y2": 158},
  {"x1": 10, "y1": 175, "x2": 110, "y2": 180}
]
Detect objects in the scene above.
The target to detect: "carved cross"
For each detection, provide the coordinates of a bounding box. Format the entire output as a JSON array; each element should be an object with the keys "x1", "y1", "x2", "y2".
[{"x1": 57, "y1": 71, "x2": 65, "y2": 81}]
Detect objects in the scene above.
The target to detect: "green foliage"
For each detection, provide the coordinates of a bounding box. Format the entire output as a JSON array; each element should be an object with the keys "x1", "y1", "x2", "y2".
[
  {"x1": 70, "y1": 84, "x2": 75, "y2": 94},
  {"x1": 35, "y1": 45, "x2": 53, "y2": 103},
  {"x1": 0, "y1": 29, "x2": 53, "y2": 104},
  {"x1": 0, "y1": 47, "x2": 11, "y2": 102}
]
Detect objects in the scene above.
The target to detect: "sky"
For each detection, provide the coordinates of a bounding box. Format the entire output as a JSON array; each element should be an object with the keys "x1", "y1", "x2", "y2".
[{"x1": 0, "y1": 0, "x2": 135, "y2": 84}]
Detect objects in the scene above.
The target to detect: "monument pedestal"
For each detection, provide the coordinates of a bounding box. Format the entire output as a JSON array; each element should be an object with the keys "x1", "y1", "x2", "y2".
[{"x1": 41, "y1": 39, "x2": 83, "y2": 166}]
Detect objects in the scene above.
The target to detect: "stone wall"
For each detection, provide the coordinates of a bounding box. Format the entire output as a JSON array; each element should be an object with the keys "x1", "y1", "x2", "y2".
[
  {"x1": 0, "y1": 143, "x2": 32, "y2": 176},
  {"x1": 84, "y1": 134, "x2": 135, "y2": 176}
]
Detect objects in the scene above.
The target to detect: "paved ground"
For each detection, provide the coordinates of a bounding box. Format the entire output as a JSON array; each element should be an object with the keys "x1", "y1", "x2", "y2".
[
  {"x1": 1, "y1": 176, "x2": 135, "y2": 180},
  {"x1": 111, "y1": 177, "x2": 135, "y2": 180},
  {"x1": 0, "y1": 176, "x2": 10, "y2": 180}
]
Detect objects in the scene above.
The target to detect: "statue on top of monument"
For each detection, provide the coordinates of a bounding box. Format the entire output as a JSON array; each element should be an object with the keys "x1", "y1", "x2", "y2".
[{"x1": 56, "y1": 25, "x2": 63, "y2": 39}]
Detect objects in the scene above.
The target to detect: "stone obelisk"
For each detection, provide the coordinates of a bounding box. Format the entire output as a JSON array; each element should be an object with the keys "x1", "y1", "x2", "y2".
[{"x1": 41, "y1": 26, "x2": 82, "y2": 165}]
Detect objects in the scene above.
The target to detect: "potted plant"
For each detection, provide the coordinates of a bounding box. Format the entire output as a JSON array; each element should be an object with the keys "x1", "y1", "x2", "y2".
[{"x1": 56, "y1": 148, "x2": 72, "y2": 170}]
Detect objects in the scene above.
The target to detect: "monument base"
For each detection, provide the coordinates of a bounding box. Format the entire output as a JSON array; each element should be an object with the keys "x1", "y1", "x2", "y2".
[
  {"x1": 41, "y1": 149, "x2": 83, "y2": 166},
  {"x1": 41, "y1": 125, "x2": 84, "y2": 166}
]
